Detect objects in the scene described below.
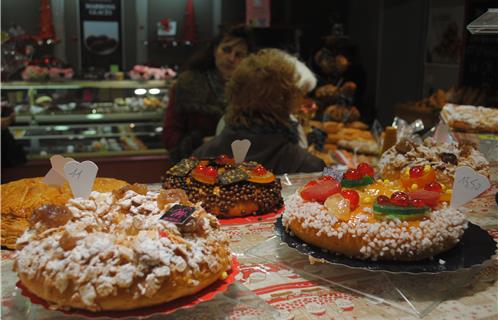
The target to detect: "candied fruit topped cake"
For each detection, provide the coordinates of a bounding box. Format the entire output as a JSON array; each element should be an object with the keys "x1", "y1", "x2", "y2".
[
  {"x1": 378, "y1": 137, "x2": 489, "y2": 185},
  {"x1": 283, "y1": 163, "x2": 468, "y2": 261},
  {"x1": 162, "y1": 155, "x2": 283, "y2": 218}
]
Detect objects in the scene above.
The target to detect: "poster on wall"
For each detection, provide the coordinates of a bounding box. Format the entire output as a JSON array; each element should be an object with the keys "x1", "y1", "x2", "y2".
[
  {"x1": 246, "y1": 0, "x2": 271, "y2": 27},
  {"x1": 426, "y1": 5, "x2": 464, "y2": 64},
  {"x1": 79, "y1": 0, "x2": 122, "y2": 71}
]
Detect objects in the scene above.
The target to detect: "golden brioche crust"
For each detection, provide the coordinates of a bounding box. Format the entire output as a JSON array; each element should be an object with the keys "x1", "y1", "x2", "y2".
[
  {"x1": 18, "y1": 248, "x2": 231, "y2": 311},
  {"x1": 282, "y1": 192, "x2": 467, "y2": 261},
  {"x1": 1, "y1": 177, "x2": 128, "y2": 248},
  {"x1": 287, "y1": 217, "x2": 458, "y2": 262}
]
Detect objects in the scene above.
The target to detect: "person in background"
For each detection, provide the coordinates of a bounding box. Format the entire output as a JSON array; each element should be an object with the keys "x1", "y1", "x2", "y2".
[
  {"x1": 1, "y1": 100, "x2": 27, "y2": 168},
  {"x1": 214, "y1": 49, "x2": 317, "y2": 149},
  {"x1": 193, "y1": 49, "x2": 325, "y2": 175},
  {"x1": 162, "y1": 24, "x2": 252, "y2": 163}
]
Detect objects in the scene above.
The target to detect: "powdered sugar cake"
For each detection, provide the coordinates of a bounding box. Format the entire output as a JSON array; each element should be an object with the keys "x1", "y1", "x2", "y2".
[
  {"x1": 14, "y1": 185, "x2": 232, "y2": 312},
  {"x1": 378, "y1": 138, "x2": 489, "y2": 185},
  {"x1": 441, "y1": 104, "x2": 498, "y2": 133}
]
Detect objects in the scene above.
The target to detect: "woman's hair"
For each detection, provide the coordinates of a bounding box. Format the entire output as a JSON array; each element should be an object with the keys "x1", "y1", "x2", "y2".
[
  {"x1": 226, "y1": 48, "x2": 310, "y2": 128},
  {"x1": 183, "y1": 24, "x2": 252, "y2": 72}
]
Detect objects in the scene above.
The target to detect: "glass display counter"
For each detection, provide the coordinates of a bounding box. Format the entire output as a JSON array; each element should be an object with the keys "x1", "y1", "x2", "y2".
[{"x1": 1, "y1": 80, "x2": 173, "y2": 183}]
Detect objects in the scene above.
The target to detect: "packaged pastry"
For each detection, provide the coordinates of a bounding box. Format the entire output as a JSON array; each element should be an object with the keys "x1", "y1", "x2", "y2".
[
  {"x1": 14, "y1": 185, "x2": 232, "y2": 311},
  {"x1": 282, "y1": 163, "x2": 467, "y2": 261},
  {"x1": 162, "y1": 155, "x2": 283, "y2": 218}
]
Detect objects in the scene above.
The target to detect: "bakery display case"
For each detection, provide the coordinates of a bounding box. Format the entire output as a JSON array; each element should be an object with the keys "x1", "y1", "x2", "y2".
[{"x1": 1, "y1": 80, "x2": 173, "y2": 183}]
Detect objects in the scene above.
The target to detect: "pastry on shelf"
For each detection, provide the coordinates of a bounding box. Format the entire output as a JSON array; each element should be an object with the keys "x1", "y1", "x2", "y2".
[
  {"x1": 1, "y1": 177, "x2": 128, "y2": 249},
  {"x1": 337, "y1": 139, "x2": 380, "y2": 155},
  {"x1": 14, "y1": 185, "x2": 231, "y2": 311},
  {"x1": 378, "y1": 137, "x2": 490, "y2": 185},
  {"x1": 282, "y1": 163, "x2": 466, "y2": 261},
  {"x1": 120, "y1": 135, "x2": 147, "y2": 151},
  {"x1": 346, "y1": 121, "x2": 369, "y2": 130},
  {"x1": 324, "y1": 105, "x2": 360, "y2": 122},
  {"x1": 315, "y1": 84, "x2": 339, "y2": 100},
  {"x1": 441, "y1": 103, "x2": 498, "y2": 133},
  {"x1": 307, "y1": 145, "x2": 335, "y2": 166},
  {"x1": 162, "y1": 155, "x2": 283, "y2": 218},
  {"x1": 322, "y1": 121, "x2": 344, "y2": 134}
]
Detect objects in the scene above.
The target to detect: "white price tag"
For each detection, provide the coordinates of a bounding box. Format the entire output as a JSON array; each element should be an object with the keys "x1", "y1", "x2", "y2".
[
  {"x1": 231, "y1": 139, "x2": 251, "y2": 164},
  {"x1": 450, "y1": 166, "x2": 490, "y2": 209},
  {"x1": 63, "y1": 160, "x2": 98, "y2": 199},
  {"x1": 42, "y1": 168, "x2": 66, "y2": 186},
  {"x1": 434, "y1": 121, "x2": 452, "y2": 144},
  {"x1": 42, "y1": 155, "x2": 74, "y2": 186}
]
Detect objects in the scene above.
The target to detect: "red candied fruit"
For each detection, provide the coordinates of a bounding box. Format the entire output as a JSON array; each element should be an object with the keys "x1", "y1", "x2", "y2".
[
  {"x1": 341, "y1": 190, "x2": 360, "y2": 210},
  {"x1": 390, "y1": 191, "x2": 410, "y2": 207},
  {"x1": 300, "y1": 179, "x2": 341, "y2": 203},
  {"x1": 318, "y1": 175, "x2": 334, "y2": 181},
  {"x1": 217, "y1": 154, "x2": 235, "y2": 164},
  {"x1": 253, "y1": 165, "x2": 267, "y2": 176},
  {"x1": 305, "y1": 180, "x2": 318, "y2": 188},
  {"x1": 195, "y1": 164, "x2": 206, "y2": 172},
  {"x1": 344, "y1": 169, "x2": 361, "y2": 180},
  {"x1": 424, "y1": 181, "x2": 442, "y2": 192},
  {"x1": 409, "y1": 166, "x2": 425, "y2": 178},
  {"x1": 357, "y1": 163, "x2": 375, "y2": 177},
  {"x1": 376, "y1": 195, "x2": 390, "y2": 205},
  {"x1": 205, "y1": 166, "x2": 217, "y2": 177},
  {"x1": 410, "y1": 199, "x2": 426, "y2": 207},
  {"x1": 159, "y1": 230, "x2": 169, "y2": 238}
]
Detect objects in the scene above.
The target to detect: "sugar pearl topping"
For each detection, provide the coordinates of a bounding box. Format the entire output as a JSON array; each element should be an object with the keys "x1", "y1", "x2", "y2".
[
  {"x1": 282, "y1": 192, "x2": 468, "y2": 260},
  {"x1": 14, "y1": 189, "x2": 229, "y2": 309}
]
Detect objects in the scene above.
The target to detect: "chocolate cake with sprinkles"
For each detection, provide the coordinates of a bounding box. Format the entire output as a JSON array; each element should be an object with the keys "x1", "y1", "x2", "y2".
[{"x1": 162, "y1": 155, "x2": 283, "y2": 218}]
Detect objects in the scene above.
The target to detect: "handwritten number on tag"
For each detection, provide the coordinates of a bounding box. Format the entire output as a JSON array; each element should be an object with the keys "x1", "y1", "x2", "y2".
[
  {"x1": 68, "y1": 168, "x2": 83, "y2": 180},
  {"x1": 458, "y1": 176, "x2": 482, "y2": 192}
]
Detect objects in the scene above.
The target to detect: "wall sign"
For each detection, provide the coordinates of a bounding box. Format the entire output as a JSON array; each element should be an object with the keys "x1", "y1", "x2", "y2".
[
  {"x1": 246, "y1": 0, "x2": 271, "y2": 27},
  {"x1": 80, "y1": 0, "x2": 122, "y2": 71}
]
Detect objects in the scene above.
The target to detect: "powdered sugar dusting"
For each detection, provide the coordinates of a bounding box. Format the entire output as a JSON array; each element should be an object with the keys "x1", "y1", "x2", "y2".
[{"x1": 14, "y1": 189, "x2": 229, "y2": 310}]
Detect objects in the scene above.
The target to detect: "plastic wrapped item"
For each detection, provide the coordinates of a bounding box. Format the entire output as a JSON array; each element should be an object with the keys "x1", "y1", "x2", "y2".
[{"x1": 392, "y1": 117, "x2": 424, "y2": 144}]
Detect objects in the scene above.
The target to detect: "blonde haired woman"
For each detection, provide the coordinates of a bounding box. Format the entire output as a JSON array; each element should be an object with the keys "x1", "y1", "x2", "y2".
[{"x1": 193, "y1": 49, "x2": 325, "y2": 174}]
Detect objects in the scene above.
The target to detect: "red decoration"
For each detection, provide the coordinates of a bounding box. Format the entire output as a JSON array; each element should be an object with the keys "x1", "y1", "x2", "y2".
[
  {"x1": 160, "y1": 18, "x2": 171, "y2": 32},
  {"x1": 182, "y1": 0, "x2": 198, "y2": 43},
  {"x1": 219, "y1": 206, "x2": 284, "y2": 225},
  {"x1": 35, "y1": 0, "x2": 59, "y2": 43}
]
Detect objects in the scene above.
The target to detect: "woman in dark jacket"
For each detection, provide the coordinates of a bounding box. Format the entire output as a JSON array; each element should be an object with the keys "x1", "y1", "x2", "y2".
[
  {"x1": 194, "y1": 49, "x2": 325, "y2": 175},
  {"x1": 162, "y1": 25, "x2": 252, "y2": 163}
]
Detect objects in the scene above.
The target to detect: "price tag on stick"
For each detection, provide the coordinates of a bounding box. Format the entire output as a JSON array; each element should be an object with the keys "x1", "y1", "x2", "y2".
[
  {"x1": 231, "y1": 139, "x2": 251, "y2": 164},
  {"x1": 42, "y1": 168, "x2": 66, "y2": 186},
  {"x1": 43, "y1": 155, "x2": 74, "y2": 186},
  {"x1": 450, "y1": 166, "x2": 490, "y2": 209},
  {"x1": 434, "y1": 121, "x2": 452, "y2": 144},
  {"x1": 63, "y1": 160, "x2": 98, "y2": 199}
]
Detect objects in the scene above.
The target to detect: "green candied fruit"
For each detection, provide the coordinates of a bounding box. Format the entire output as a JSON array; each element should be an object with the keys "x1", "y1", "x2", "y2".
[
  {"x1": 167, "y1": 158, "x2": 199, "y2": 177},
  {"x1": 373, "y1": 203, "x2": 429, "y2": 215},
  {"x1": 374, "y1": 212, "x2": 429, "y2": 221},
  {"x1": 218, "y1": 168, "x2": 249, "y2": 185},
  {"x1": 341, "y1": 176, "x2": 374, "y2": 188}
]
